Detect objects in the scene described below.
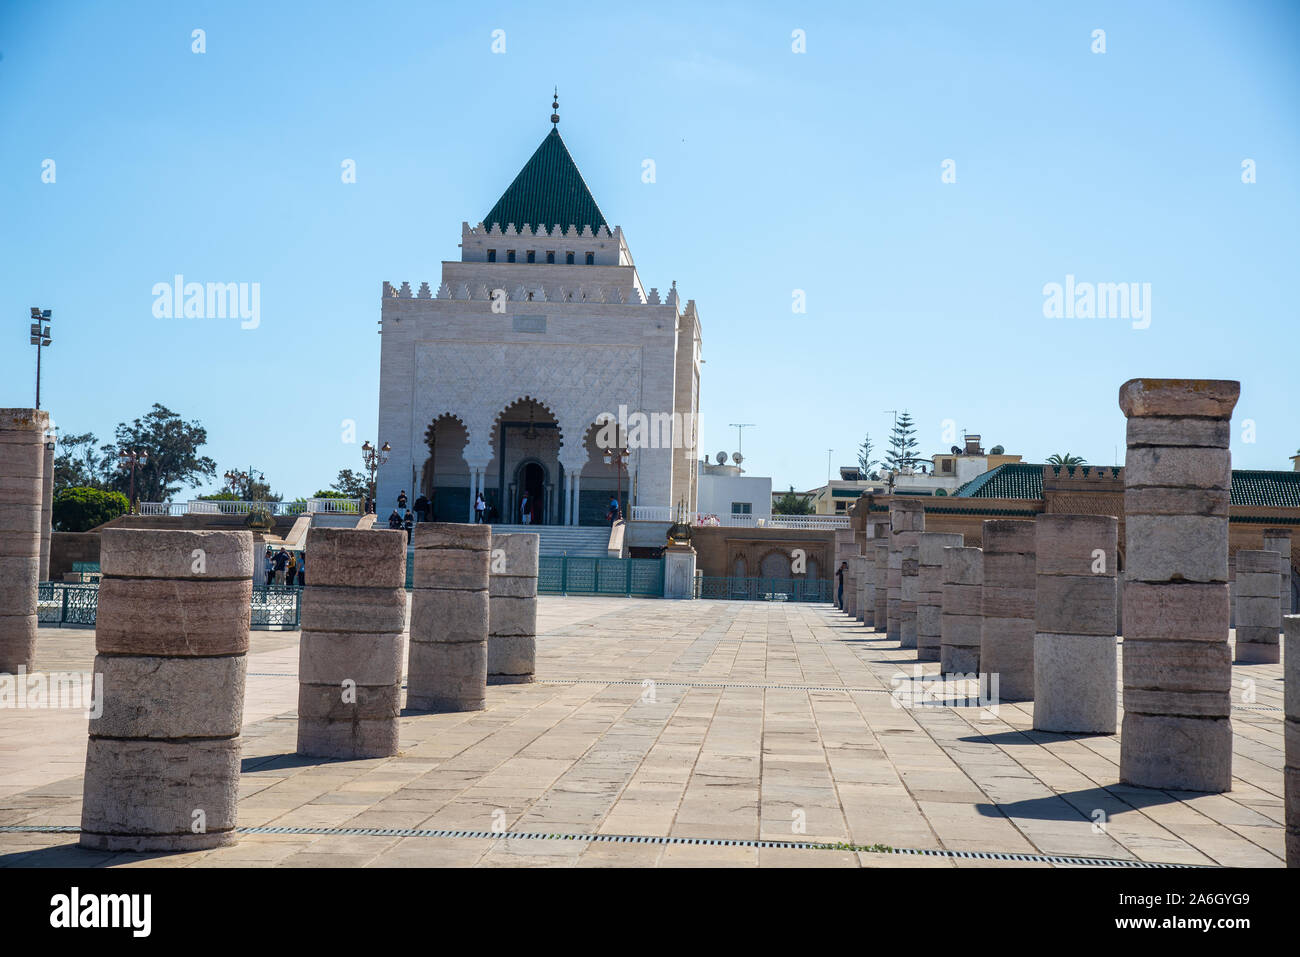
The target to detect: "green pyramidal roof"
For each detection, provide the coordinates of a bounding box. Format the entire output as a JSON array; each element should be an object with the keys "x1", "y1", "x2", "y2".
[{"x1": 482, "y1": 128, "x2": 608, "y2": 233}]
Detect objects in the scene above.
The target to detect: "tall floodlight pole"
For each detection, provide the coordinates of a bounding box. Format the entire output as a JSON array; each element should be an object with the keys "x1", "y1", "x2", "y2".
[{"x1": 29, "y1": 307, "x2": 53, "y2": 409}]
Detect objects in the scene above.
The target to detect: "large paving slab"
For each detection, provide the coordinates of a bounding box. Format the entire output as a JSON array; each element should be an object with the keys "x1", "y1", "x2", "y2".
[{"x1": 0, "y1": 597, "x2": 1285, "y2": 867}]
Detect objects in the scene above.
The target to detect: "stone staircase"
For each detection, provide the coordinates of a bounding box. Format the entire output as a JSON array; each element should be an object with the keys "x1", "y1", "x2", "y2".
[{"x1": 487, "y1": 524, "x2": 611, "y2": 557}]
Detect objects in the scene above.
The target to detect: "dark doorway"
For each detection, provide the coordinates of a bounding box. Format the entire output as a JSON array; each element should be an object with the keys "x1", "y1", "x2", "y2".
[{"x1": 519, "y1": 462, "x2": 545, "y2": 525}]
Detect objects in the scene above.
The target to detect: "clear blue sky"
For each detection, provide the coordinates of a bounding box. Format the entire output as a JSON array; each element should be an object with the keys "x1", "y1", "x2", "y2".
[{"x1": 2, "y1": 0, "x2": 1297, "y2": 498}]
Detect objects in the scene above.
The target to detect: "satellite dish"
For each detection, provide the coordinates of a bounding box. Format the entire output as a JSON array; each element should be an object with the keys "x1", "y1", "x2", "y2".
[
  {"x1": 731, "y1": 452, "x2": 744, "y2": 465},
  {"x1": 951, "y1": 446, "x2": 961, "y2": 455},
  {"x1": 715, "y1": 451, "x2": 728, "y2": 464}
]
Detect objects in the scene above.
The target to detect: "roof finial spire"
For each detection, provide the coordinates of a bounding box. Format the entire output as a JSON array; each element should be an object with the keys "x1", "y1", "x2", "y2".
[{"x1": 550, "y1": 87, "x2": 559, "y2": 126}]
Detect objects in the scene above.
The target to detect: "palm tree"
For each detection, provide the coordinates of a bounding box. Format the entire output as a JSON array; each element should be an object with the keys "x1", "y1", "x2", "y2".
[{"x1": 1047, "y1": 452, "x2": 1087, "y2": 466}]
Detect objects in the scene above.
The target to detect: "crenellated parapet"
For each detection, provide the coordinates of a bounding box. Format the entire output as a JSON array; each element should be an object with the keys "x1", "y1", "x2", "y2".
[
  {"x1": 384, "y1": 279, "x2": 660, "y2": 307},
  {"x1": 465, "y1": 222, "x2": 617, "y2": 240}
]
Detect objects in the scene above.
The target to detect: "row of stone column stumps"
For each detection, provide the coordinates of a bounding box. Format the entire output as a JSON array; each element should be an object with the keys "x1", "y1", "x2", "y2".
[
  {"x1": 297, "y1": 528, "x2": 407, "y2": 759},
  {"x1": 0, "y1": 408, "x2": 48, "y2": 675},
  {"x1": 830, "y1": 380, "x2": 1286, "y2": 808},
  {"x1": 80, "y1": 529, "x2": 252, "y2": 851}
]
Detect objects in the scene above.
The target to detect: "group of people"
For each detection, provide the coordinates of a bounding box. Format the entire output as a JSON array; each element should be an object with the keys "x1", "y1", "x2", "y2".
[
  {"x1": 374, "y1": 489, "x2": 624, "y2": 528},
  {"x1": 386, "y1": 489, "x2": 439, "y2": 540},
  {"x1": 263, "y1": 546, "x2": 305, "y2": 587}
]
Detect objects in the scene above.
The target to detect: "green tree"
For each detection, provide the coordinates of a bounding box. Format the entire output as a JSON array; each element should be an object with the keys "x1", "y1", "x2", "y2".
[
  {"x1": 857, "y1": 434, "x2": 879, "y2": 475},
  {"x1": 52, "y1": 432, "x2": 110, "y2": 490},
  {"x1": 329, "y1": 468, "x2": 370, "y2": 499},
  {"x1": 102, "y1": 404, "x2": 217, "y2": 502},
  {"x1": 772, "y1": 486, "x2": 815, "y2": 515},
  {"x1": 1046, "y1": 452, "x2": 1087, "y2": 466},
  {"x1": 53, "y1": 486, "x2": 129, "y2": 532},
  {"x1": 885, "y1": 411, "x2": 919, "y2": 471}
]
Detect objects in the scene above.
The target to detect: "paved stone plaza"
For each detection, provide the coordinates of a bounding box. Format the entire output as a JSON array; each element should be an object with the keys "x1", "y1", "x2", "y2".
[{"x1": 0, "y1": 596, "x2": 1286, "y2": 868}]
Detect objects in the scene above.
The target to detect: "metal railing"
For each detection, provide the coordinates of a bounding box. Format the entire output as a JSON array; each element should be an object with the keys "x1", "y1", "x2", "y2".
[
  {"x1": 691, "y1": 513, "x2": 850, "y2": 529},
  {"x1": 694, "y1": 576, "x2": 832, "y2": 603},
  {"x1": 37, "y1": 581, "x2": 302, "y2": 629},
  {"x1": 626, "y1": 506, "x2": 849, "y2": 529},
  {"x1": 538, "y1": 556, "x2": 664, "y2": 597},
  {"x1": 137, "y1": 498, "x2": 361, "y2": 517}
]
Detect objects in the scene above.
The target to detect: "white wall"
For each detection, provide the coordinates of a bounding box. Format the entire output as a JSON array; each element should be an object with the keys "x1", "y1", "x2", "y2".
[{"x1": 698, "y1": 472, "x2": 772, "y2": 520}]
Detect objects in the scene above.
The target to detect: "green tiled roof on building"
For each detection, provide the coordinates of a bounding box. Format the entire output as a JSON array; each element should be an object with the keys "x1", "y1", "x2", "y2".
[
  {"x1": 482, "y1": 128, "x2": 608, "y2": 233},
  {"x1": 953, "y1": 463, "x2": 1045, "y2": 499},
  {"x1": 1230, "y1": 470, "x2": 1300, "y2": 508},
  {"x1": 949, "y1": 463, "x2": 1300, "y2": 508}
]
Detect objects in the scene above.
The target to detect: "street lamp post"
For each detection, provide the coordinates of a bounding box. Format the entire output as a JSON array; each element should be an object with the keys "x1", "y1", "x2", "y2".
[
  {"x1": 361, "y1": 440, "x2": 391, "y2": 512},
  {"x1": 224, "y1": 466, "x2": 264, "y2": 500},
  {"x1": 118, "y1": 449, "x2": 148, "y2": 514},
  {"x1": 602, "y1": 447, "x2": 629, "y2": 521},
  {"x1": 29, "y1": 307, "x2": 52, "y2": 409}
]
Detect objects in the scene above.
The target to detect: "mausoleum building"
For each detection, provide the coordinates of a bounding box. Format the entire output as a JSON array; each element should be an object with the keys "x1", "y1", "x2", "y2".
[{"x1": 377, "y1": 105, "x2": 702, "y2": 525}]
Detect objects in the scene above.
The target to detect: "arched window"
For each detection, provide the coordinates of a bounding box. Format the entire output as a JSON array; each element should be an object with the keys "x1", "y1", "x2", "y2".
[{"x1": 585, "y1": 252, "x2": 594, "y2": 265}]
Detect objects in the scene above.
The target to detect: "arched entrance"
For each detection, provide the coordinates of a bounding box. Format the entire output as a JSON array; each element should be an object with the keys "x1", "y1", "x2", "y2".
[
  {"x1": 514, "y1": 460, "x2": 548, "y2": 525},
  {"x1": 421, "y1": 414, "x2": 470, "y2": 522},
  {"x1": 491, "y1": 397, "x2": 563, "y2": 525}
]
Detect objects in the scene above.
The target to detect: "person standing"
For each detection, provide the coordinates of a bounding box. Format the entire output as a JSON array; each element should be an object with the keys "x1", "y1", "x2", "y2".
[
  {"x1": 520, "y1": 493, "x2": 530, "y2": 525},
  {"x1": 475, "y1": 491, "x2": 485, "y2": 524},
  {"x1": 403, "y1": 510, "x2": 414, "y2": 542},
  {"x1": 414, "y1": 493, "x2": 429, "y2": 523},
  {"x1": 836, "y1": 561, "x2": 847, "y2": 609},
  {"x1": 285, "y1": 552, "x2": 297, "y2": 587},
  {"x1": 274, "y1": 547, "x2": 290, "y2": 586},
  {"x1": 397, "y1": 489, "x2": 408, "y2": 511},
  {"x1": 607, "y1": 497, "x2": 620, "y2": 525},
  {"x1": 263, "y1": 546, "x2": 275, "y2": 586},
  {"x1": 296, "y1": 553, "x2": 306, "y2": 587}
]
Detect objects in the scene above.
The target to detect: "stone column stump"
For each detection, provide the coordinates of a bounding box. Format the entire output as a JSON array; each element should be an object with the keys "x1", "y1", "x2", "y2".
[
  {"x1": 872, "y1": 542, "x2": 888, "y2": 632},
  {"x1": 489, "y1": 532, "x2": 539, "y2": 684},
  {"x1": 297, "y1": 527, "x2": 407, "y2": 758},
  {"x1": 980, "y1": 520, "x2": 1037, "y2": 701},
  {"x1": 1285, "y1": 615, "x2": 1299, "y2": 866},
  {"x1": 859, "y1": 552, "x2": 875, "y2": 628},
  {"x1": 888, "y1": 500, "x2": 925, "y2": 641},
  {"x1": 918, "y1": 533, "x2": 963, "y2": 662},
  {"x1": 941, "y1": 546, "x2": 983, "y2": 674},
  {"x1": 0, "y1": 409, "x2": 48, "y2": 674},
  {"x1": 1119, "y1": 377, "x2": 1238, "y2": 793},
  {"x1": 1234, "y1": 549, "x2": 1281, "y2": 664},
  {"x1": 1263, "y1": 529, "x2": 1293, "y2": 616},
  {"x1": 80, "y1": 528, "x2": 252, "y2": 851},
  {"x1": 843, "y1": 557, "x2": 859, "y2": 617},
  {"x1": 900, "y1": 545, "x2": 920, "y2": 650},
  {"x1": 408, "y1": 523, "x2": 491, "y2": 711},
  {"x1": 1033, "y1": 514, "x2": 1118, "y2": 733},
  {"x1": 39, "y1": 440, "x2": 54, "y2": 582}
]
